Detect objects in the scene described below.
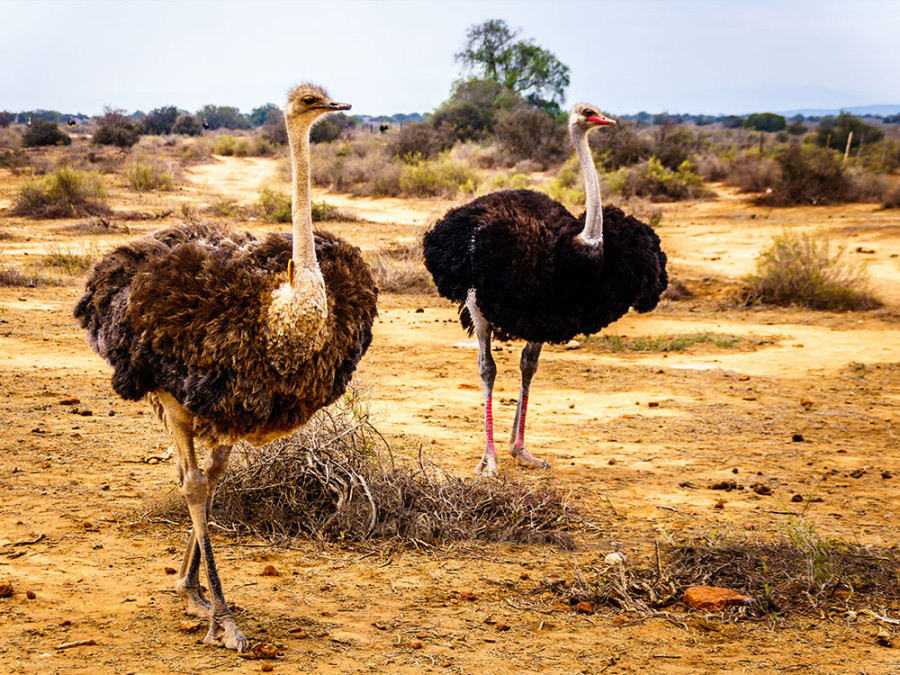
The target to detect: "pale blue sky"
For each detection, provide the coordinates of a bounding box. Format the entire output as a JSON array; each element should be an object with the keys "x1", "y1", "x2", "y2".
[{"x1": 1, "y1": 0, "x2": 898, "y2": 117}]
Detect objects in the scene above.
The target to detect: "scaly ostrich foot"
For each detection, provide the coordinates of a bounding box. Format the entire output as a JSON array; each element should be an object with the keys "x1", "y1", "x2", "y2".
[
  {"x1": 510, "y1": 444, "x2": 550, "y2": 470},
  {"x1": 204, "y1": 613, "x2": 249, "y2": 652},
  {"x1": 175, "y1": 580, "x2": 212, "y2": 618},
  {"x1": 475, "y1": 450, "x2": 499, "y2": 477}
]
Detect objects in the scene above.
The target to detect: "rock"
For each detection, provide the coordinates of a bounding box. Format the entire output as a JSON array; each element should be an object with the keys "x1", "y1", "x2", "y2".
[
  {"x1": 683, "y1": 586, "x2": 752, "y2": 612},
  {"x1": 164, "y1": 567, "x2": 176, "y2": 575},
  {"x1": 261, "y1": 565, "x2": 280, "y2": 577},
  {"x1": 179, "y1": 621, "x2": 202, "y2": 633},
  {"x1": 604, "y1": 552, "x2": 626, "y2": 566},
  {"x1": 792, "y1": 434, "x2": 805, "y2": 442},
  {"x1": 0, "y1": 582, "x2": 13, "y2": 598},
  {"x1": 458, "y1": 590, "x2": 477, "y2": 601},
  {"x1": 409, "y1": 639, "x2": 424, "y2": 649},
  {"x1": 574, "y1": 601, "x2": 594, "y2": 614},
  {"x1": 751, "y1": 483, "x2": 772, "y2": 496},
  {"x1": 791, "y1": 494, "x2": 804, "y2": 503}
]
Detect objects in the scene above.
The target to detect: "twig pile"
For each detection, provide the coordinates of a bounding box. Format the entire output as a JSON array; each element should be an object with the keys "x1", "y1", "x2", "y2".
[{"x1": 143, "y1": 393, "x2": 575, "y2": 548}]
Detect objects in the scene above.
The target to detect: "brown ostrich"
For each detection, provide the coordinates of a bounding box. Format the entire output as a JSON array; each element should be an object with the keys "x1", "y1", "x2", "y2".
[
  {"x1": 423, "y1": 103, "x2": 667, "y2": 476},
  {"x1": 74, "y1": 84, "x2": 378, "y2": 652}
]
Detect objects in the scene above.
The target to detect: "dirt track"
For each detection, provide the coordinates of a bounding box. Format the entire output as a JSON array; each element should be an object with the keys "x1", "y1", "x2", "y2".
[{"x1": 1, "y1": 156, "x2": 899, "y2": 673}]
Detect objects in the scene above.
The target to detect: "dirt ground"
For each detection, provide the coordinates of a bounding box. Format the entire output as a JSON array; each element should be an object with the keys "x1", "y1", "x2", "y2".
[{"x1": 1, "y1": 154, "x2": 899, "y2": 674}]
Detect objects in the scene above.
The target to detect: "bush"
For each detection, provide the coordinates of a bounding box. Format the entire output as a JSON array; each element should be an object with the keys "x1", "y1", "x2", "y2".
[
  {"x1": 744, "y1": 113, "x2": 786, "y2": 132},
  {"x1": 387, "y1": 122, "x2": 450, "y2": 161},
  {"x1": 256, "y1": 186, "x2": 292, "y2": 222},
  {"x1": 172, "y1": 113, "x2": 203, "y2": 137},
  {"x1": 22, "y1": 120, "x2": 71, "y2": 147},
  {"x1": 311, "y1": 138, "x2": 403, "y2": 197},
  {"x1": 815, "y1": 113, "x2": 883, "y2": 152},
  {"x1": 741, "y1": 230, "x2": 881, "y2": 310},
  {"x1": 882, "y1": 182, "x2": 900, "y2": 209},
  {"x1": 544, "y1": 154, "x2": 584, "y2": 207},
  {"x1": 493, "y1": 106, "x2": 567, "y2": 168},
  {"x1": 11, "y1": 166, "x2": 111, "y2": 218},
  {"x1": 93, "y1": 108, "x2": 142, "y2": 149},
  {"x1": 310, "y1": 112, "x2": 354, "y2": 144},
  {"x1": 213, "y1": 134, "x2": 275, "y2": 157},
  {"x1": 611, "y1": 156, "x2": 708, "y2": 202},
  {"x1": 125, "y1": 157, "x2": 174, "y2": 191},
  {"x1": 759, "y1": 143, "x2": 853, "y2": 205},
  {"x1": 398, "y1": 156, "x2": 480, "y2": 198},
  {"x1": 590, "y1": 122, "x2": 650, "y2": 170},
  {"x1": 725, "y1": 154, "x2": 779, "y2": 193}
]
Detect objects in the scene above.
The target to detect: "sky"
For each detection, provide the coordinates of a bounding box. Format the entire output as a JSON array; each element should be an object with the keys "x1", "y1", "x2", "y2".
[{"x1": 1, "y1": 0, "x2": 898, "y2": 118}]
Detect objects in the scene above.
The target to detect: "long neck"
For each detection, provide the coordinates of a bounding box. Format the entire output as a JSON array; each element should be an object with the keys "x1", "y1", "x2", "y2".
[
  {"x1": 288, "y1": 120, "x2": 318, "y2": 270},
  {"x1": 572, "y1": 125, "x2": 603, "y2": 246}
]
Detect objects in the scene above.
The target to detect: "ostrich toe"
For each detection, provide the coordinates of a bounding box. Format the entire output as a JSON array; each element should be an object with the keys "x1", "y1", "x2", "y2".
[
  {"x1": 204, "y1": 613, "x2": 249, "y2": 652},
  {"x1": 510, "y1": 445, "x2": 550, "y2": 470}
]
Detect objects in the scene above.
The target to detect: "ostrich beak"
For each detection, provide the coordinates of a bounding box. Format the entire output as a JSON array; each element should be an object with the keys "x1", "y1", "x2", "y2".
[
  {"x1": 317, "y1": 101, "x2": 351, "y2": 112},
  {"x1": 587, "y1": 115, "x2": 616, "y2": 126}
]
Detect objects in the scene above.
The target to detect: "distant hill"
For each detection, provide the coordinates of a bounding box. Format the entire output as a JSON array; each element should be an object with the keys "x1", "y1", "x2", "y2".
[{"x1": 778, "y1": 104, "x2": 900, "y2": 118}]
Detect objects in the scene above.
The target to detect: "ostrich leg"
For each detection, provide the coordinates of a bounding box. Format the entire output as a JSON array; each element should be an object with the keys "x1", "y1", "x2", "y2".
[
  {"x1": 468, "y1": 293, "x2": 499, "y2": 477},
  {"x1": 176, "y1": 444, "x2": 232, "y2": 618},
  {"x1": 158, "y1": 392, "x2": 249, "y2": 653},
  {"x1": 508, "y1": 341, "x2": 550, "y2": 469}
]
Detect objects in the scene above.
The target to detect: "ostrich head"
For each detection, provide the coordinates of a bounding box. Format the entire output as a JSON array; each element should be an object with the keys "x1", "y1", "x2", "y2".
[
  {"x1": 568, "y1": 103, "x2": 616, "y2": 137},
  {"x1": 285, "y1": 83, "x2": 351, "y2": 133}
]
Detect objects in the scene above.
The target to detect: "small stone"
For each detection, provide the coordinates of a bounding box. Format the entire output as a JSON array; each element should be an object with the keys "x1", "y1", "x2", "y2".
[
  {"x1": 882, "y1": 471, "x2": 894, "y2": 479},
  {"x1": 495, "y1": 623, "x2": 511, "y2": 632},
  {"x1": 261, "y1": 664, "x2": 275, "y2": 673},
  {"x1": 574, "y1": 601, "x2": 594, "y2": 614},
  {"x1": 261, "y1": 565, "x2": 280, "y2": 577},
  {"x1": 611, "y1": 615, "x2": 629, "y2": 625},
  {"x1": 800, "y1": 398, "x2": 814, "y2": 409},
  {"x1": 647, "y1": 401, "x2": 660, "y2": 408},
  {"x1": 459, "y1": 591, "x2": 477, "y2": 601},
  {"x1": 604, "y1": 552, "x2": 626, "y2": 566},
  {"x1": 792, "y1": 434, "x2": 805, "y2": 442},
  {"x1": 683, "y1": 586, "x2": 752, "y2": 612},
  {"x1": 876, "y1": 628, "x2": 893, "y2": 647},
  {"x1": 608, "y1": 458, "x2": 617, "y2": 465},
  {"x1": 409, "y1": 639, "x2": 424, "y2": 649},
  {"x1": 164, "y1": 567, "x2": 176, "y2": 575},
  {"x1": 26, "y1": 590, "x2": 36, "y2": 599},
  {"x1": 179, "y1": 621, "x2": 202, "y2": 633},
  {"x1": 791, "y1": 494, "x2": 804, "y2": 503},
  {"x1": 751, "y1": 483, "x2": 772, "y2": 496},
  {"x1": 714, "y1": 500, "x2": 725, "y2": 510},
  {"x1": 0, "y1": 582, "x2": 13, "y2": 598}
]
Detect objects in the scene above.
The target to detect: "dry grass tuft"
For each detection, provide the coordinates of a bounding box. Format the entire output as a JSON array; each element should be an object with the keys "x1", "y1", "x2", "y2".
[
  {"x1": 142, "y1": 392, "x2": 574, "y2": 547},
  {"x1": 11, "y1": 166, "x2": 111, "y2": 219},
  {"x1": 366, "y1": 235, "x2": 435, "y2": 295},
  {"x1": 538, "y1": 520, "x2": 900, "y2": 620}
]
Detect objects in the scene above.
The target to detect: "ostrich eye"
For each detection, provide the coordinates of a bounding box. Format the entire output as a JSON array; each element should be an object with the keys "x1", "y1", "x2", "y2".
[
  {"x1": 584, "y1": 109, "x2": 596, "y2": 118},
  {"x1": 301, "y1": 96, "x2": 317, "y2": 105}
]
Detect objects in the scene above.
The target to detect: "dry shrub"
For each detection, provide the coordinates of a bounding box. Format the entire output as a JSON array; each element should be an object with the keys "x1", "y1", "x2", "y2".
[
  {"x1": 11, "y1": 166, "x2": 111, "y2": 218},
  {"x1": 725, "y1": 154, "x2": 779, "y2": 193},
  {"x1": 882, "y1": 181, "x2": 900, "y2": 209},
  {"x1": 311, "y1": 139, "x2": 403, "y2": 197},
  {"x1": 366, "y1": 236, "x2": 435, "y2": 294},
  {"x1": 758, "y1": 144, "x2": 853, "y2": 206},
  {"x1": 610, "y1": 157, "x2": 710, "y2": 202},
  {"x1": 143, "y1": 393, "x2": 574, "y2": 547},
  {"x1": 741, "y1": 229, "x2": 881, "y2": 311},
  {"x1": 540, "y1": 520, "x2": 900, "y2": 619}
]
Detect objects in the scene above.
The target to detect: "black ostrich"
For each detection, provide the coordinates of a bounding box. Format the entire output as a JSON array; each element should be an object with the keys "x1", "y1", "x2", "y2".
[
  {"x1": 423, "y1": 103, "x2": 667, "y2": 476},
  {"x1": 74, "y1": 84, "x2": 378, "y2": 652}
]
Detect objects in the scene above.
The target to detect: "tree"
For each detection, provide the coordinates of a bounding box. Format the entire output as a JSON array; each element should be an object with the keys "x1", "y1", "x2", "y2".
[
  {"x1": 744, "y1": 112, "x2": 786, "y2": 133},
  {"x1": 249, "y1": 103, "x2": 279, "y2": 127},
  {"x1": 93, "y1": 108, "x2": 143, "y2": 149},
  {"x1": 143, "y1": 106, "x2": 180, "y2": 135},
  {"x1": 815, "y1": 112, "x2": 883, "y2": 151},
  {"x1": 196, "y1": 105, "x2": 249, "y2": 130},
  {"x1": 455, "y1": 19, "x2": 570, "y2": 109}
]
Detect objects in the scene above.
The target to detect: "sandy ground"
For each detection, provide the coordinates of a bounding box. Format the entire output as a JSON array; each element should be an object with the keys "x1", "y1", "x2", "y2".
[{"x1": 1, "y1": 155, "x2": 899, "y2": 674}]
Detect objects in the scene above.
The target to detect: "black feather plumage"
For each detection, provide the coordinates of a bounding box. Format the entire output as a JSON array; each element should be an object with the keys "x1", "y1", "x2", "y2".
[
  {"x1": 423, "y1": 189, "x2": 667, "y2": 344},
  {"x1": 75, "y1": 222, "x2": 378, "y2": 444}
]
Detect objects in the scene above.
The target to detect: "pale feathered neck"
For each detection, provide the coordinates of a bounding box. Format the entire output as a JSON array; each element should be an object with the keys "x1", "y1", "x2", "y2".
[{"x1": 572, "y1": 124, "x2": 603, "y2": 247}]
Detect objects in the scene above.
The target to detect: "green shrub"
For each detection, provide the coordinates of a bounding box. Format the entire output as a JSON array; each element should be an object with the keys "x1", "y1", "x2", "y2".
[
  {"x1": 256, "y1": 186, "x2": 292, "y2": 222},
  {"x1": 544, "y1": 154, "x2": 584, "y2": 206},
  {"x1": 611, "y1": 157, "x2": 708, "y2": 202},
  {"x1": 22, "y1": 120, "x2": 71, "y2": 147},
  {"x1": 485, "y1": 170, "x2": 532, "y2": 191},
  {"x1": 213, "y1": 134, "x2": 275, "y2": 157},
  {"x1": 125, "y1": 158, "x2": 174, "y2": 191},
  {"x1": 742, "y1": 230, "x2": 881, "y2": 311},
  {"x1": 398, "y1": 156, "x2": 480, "y2": 198},
  {"x1": 11, "y1": 166, "x2": 110, "y2": 218}
]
